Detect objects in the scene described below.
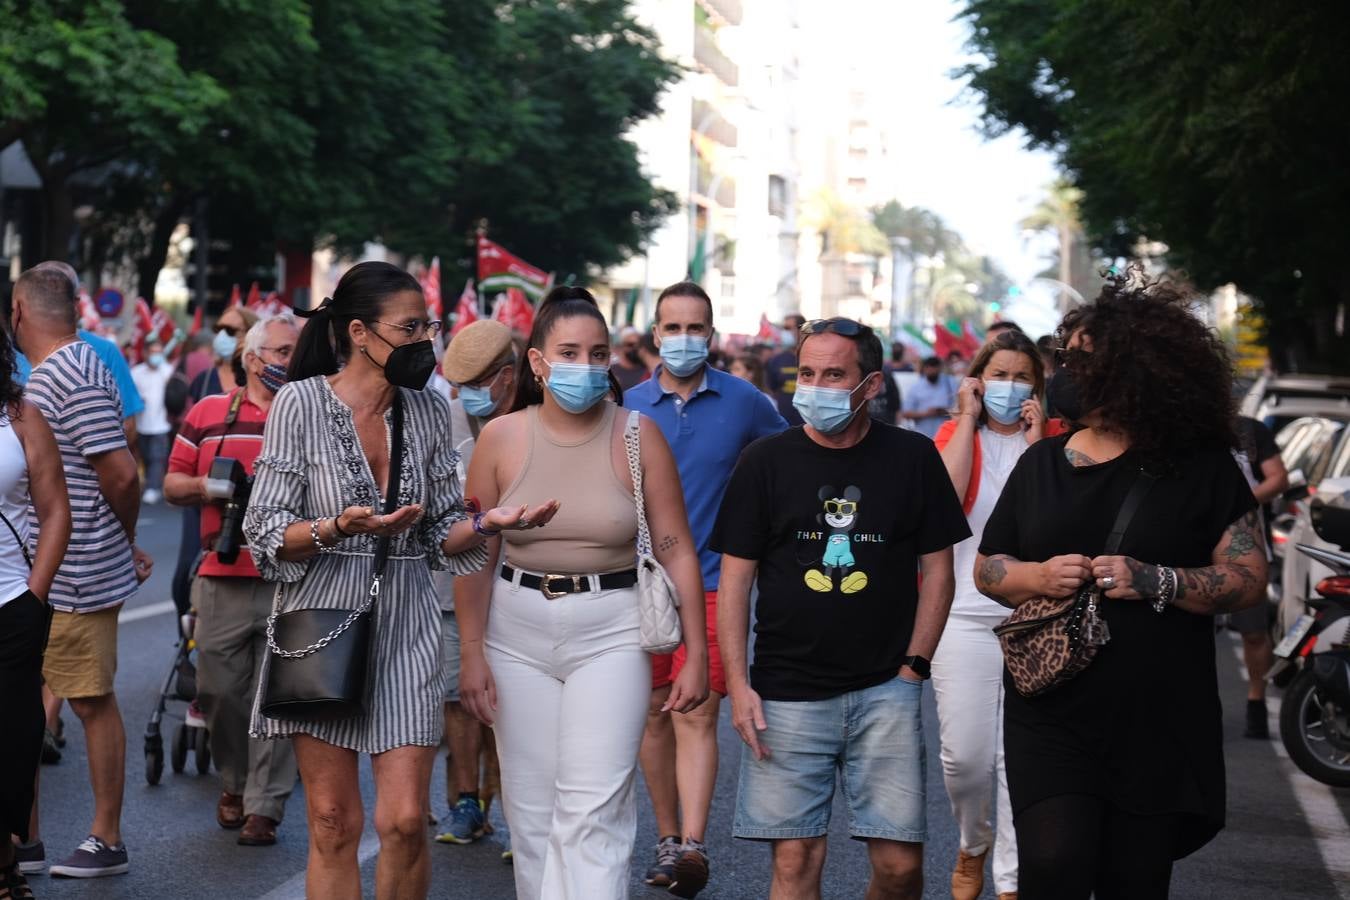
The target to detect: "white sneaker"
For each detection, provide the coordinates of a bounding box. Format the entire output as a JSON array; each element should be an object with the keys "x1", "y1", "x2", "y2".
[{"x1": 141, "y1": 489, "x2": 161, "y2": 505}]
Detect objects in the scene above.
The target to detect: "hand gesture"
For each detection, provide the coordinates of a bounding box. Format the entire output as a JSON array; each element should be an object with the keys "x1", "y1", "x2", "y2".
[
  {"x1": 956, "y1": 377, "x2": 984, "y2": 418},
  {"x1": 1022, "y1": 397, "x2": 1046, "y2": 443},
  {"x1": 665, "y1": 657, "x2": 709, "y2": 715},
  {"x1": 460, "y1": 650, "x2": 498, "y2": 726},
  {"x1": 337, "y1": 504, "x2": 424, "y2": 537},
  {"x1": 132, "y1": 545, "x2": 154, "y2": 583},
  {"x1": 481, "y1": 500, "x2": 561, "y2": 533},
  {"x1": 729, "y1": 683, "x2": 771, "y2": 760},
  {"x1": 1037, "y1": 554, "x2": 1093, "y2": 599},
  {"x1": 1090, "y1": 555, "x2": 1158, "y2": 601}
]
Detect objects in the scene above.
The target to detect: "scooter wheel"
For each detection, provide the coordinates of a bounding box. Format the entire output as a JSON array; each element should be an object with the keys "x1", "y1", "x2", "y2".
[{"x1": 1280, "y1": 670, "x2": 1350, "y2": 788}]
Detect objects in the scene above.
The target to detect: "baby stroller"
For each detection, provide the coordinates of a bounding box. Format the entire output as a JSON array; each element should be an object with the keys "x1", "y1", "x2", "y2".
[{"x1": 143, "y1": 594, "x2": 211, "y2": 784}]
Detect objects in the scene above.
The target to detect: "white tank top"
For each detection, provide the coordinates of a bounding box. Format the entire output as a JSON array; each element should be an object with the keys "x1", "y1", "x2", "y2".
[{"x1": 0, "y1": 414, "x2": 32, "y2": 607}]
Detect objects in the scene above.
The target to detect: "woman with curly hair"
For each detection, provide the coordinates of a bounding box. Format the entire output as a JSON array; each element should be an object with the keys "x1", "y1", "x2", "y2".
[
  {"x1": 0, "y1": 319, "x2": 72, "y2": 896},
  {"x1": 972, "y1": 272, "x2": 1267, "y2": 899}
]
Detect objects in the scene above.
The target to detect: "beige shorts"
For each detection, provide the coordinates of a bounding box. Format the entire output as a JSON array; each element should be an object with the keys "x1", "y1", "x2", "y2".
[{"x1": 43, "y1": 607, "x2": 120, "y2": 699}]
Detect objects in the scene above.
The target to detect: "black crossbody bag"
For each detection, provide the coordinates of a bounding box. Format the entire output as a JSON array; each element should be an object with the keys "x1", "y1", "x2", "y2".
[{"x1": 260, "y1": 393, "x2": 404, "y2": 723}]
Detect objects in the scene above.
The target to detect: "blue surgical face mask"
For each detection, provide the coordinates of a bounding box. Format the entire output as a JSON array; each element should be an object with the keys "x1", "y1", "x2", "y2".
[
  {"x1": 792, "y1": 374, "x2": 875, "y2": 434},
  {"x1": 459, "y1": 370, "x2": 504, "y2": 418},
  {"x1": 658, "y1": 333, "x2": 709, "y2": 378},
  {"x1": 148, "y1": 352, "x2": 165, "y2": 368},
  {"x1": 213, "y1": 329, "x2": 238, "y2": 359},
  {"x1": 982, "y1": 379, "x2": 1034, "y2": 426},
  {"x1": 543, "y1": 359, "x2": 611, "y2": 414}
]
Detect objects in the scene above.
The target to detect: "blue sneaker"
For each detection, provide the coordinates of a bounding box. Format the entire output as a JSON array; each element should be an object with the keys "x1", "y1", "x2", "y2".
[
  {"x1": 434, "y1": 798, "x2": 486, "y2": 845},
  {"x1": 49, "y1": 835, "x2": 129, "y2": 878}
]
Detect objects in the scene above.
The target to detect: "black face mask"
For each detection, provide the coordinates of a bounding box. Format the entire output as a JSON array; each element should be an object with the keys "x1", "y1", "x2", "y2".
[
  {"x1": 1046, "y1": 367, "x2": 1087, "y2": 422},
  {"x1": 367, "y1": 330, "x2": 435, "y2": 391},
  {"x1": 623, "y1": 349, "x2": 640, "y2": 365}
]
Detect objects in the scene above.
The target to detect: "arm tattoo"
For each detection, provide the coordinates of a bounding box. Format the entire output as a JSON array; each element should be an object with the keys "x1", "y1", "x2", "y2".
[
  {"x1": 1125, "y1": 558, "x2": 1161, "y2": 597},
  {"x1": 657, "y1": 534, "x2": 679, "y2": 553},
  {"x1": 977, "y1": 555, "x2": 1011, "y2": 605},
  {"x1": 1064, "y1": 447, "x2": 1098, "y2": 468},
  {"x1": 1224, "y1": 510, "x2": 1261, "y2": 562}
]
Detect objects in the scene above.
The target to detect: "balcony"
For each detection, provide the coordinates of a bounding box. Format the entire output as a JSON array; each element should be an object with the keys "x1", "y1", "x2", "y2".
[
  {"x1": 700, "y1": 0, "x2": 743, "y2": 26},
  {"x1": 691, "y1": 100, "x2": 737, "y2": 148},
  {"x1": 694, "y1": 28, "x2": 738, "y2": 87}
]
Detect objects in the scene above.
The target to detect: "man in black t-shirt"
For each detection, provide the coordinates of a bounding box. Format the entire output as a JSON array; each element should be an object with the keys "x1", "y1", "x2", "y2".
[
  {"x1": 712, "y1": 317, "x2": 970, "y2": 899},
  {"x1": 1232, "y1": 415, "x2": 1289, "y2": 737}
]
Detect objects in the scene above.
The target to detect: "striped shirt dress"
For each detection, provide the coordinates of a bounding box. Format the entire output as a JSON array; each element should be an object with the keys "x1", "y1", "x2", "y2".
[{"x1": 244, "y1": 376, "x2": 487, "y2": 753}]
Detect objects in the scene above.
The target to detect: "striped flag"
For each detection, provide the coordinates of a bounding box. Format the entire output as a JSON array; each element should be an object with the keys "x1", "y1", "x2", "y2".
[
  {"x1": 449, "y1": 281, "x2": 479, "y2": 337},
  {"x1": 420, "y1": 257, "x2": 443, "y2": 321},
  {"x1": 478, "y1": 236, "x2": 550, "y2": 301}
]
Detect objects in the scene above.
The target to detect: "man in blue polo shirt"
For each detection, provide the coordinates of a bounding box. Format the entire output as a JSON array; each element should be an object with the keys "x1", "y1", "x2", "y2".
[{"x1": 624, "y1": 282, "x2": 786, "y2": 897}]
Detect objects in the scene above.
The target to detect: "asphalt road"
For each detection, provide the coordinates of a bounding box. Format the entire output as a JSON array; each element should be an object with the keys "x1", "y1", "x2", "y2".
[{"x1": 25, "y1": 505, "x2": 1350, "y2": 899}]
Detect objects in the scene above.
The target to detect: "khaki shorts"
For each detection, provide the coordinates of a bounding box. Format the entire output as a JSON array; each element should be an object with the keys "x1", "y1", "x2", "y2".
[{"x1": 43, "y1": 607, "x2": 119, "y2": 699}]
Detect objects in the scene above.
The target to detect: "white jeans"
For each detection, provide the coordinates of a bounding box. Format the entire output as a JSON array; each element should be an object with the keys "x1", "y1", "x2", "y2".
[
  {"x1": 487, "y1": 572, "x2": 650, "y2": 900},
  {"x1": 931, "y1": 611, "x2": 1018, "y2": 893}
]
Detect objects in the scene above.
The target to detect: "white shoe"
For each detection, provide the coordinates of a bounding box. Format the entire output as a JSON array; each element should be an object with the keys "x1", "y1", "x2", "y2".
[{"x1": 142, "y1": 489, "x2": 161, "y2": 504}]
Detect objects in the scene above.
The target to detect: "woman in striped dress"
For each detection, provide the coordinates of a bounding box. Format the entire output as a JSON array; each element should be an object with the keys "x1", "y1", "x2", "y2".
[{"x1": 244, "y1": 262, "x2": 556, "y2": 900}]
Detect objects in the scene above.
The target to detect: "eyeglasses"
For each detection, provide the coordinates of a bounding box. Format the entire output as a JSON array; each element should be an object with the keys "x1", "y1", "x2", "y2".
[
  {"x1": 824, "y1": 500, "x2": 857, "y2": 516},
  {"x1": 800, "y1": 317, "x2": 869, "y2": 337},
  {"x1": 371, "y1": 319, "x2": 443, "y2": 340},
  {"x1": 260, "y1": 345, "x2": 294, "y2": 361}
]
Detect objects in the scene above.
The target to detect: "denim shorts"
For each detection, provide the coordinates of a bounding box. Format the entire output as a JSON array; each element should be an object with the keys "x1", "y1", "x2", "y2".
[{"x1": 734, "y1": 675, "x2": 926, "y2": 843}]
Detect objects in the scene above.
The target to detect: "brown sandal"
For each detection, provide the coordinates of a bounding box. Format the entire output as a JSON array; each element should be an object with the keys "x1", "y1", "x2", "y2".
[
  {"x1": 217, "y1": 791, "x2": 245, "y2": 829},
  {"x1": 237, "y1": 815, "x2": 279, "y2": 846},
  {"x1": 1, "y1": 863, "x2": 36, "y2": 900}
]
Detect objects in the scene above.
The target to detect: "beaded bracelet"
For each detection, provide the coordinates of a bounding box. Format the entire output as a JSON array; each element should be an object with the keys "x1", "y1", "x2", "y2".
[
  {"x1": 310, "y1": 517, "x2": 337, "y2": 553},
  {"x1": 1152, "y1": 565, "x2": 1177, "y2": 613},
  {"x1": 472, "y1": 511, "x2": 501, "y2": 537}
]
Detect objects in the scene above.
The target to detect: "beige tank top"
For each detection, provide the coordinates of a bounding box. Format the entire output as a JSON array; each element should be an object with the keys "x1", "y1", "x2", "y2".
[{"x1": 500, "y1": 404, "x2": 638, "y2": 574}]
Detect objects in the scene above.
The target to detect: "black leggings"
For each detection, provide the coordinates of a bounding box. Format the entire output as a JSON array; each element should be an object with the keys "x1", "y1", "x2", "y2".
[
  {"x1": 0, "y1": 591, "x2": 48, "y2": 843},
  {"x1": 1015, "y1": 793, "x2": 1181, "y2": 900}
]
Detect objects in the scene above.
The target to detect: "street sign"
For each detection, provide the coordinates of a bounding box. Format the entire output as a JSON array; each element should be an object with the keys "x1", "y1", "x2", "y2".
[{"x1": 94, "y1": 288, "x2": 124, "y2": 318}]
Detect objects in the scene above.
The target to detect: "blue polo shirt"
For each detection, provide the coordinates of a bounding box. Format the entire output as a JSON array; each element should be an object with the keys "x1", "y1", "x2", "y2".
[{"x1": 625, "y1": 365, "x2": 788, "y2": 590}]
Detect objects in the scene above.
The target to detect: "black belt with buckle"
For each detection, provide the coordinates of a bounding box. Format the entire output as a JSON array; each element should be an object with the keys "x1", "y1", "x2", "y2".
[{"x1": 501, "y1": 565, "x2": 639, "y2": 600}]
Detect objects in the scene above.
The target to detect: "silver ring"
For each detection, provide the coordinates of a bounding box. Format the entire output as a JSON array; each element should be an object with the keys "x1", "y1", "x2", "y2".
[{"x1": 1102, "y1": 575, "x2": 1116, "y2": 589}]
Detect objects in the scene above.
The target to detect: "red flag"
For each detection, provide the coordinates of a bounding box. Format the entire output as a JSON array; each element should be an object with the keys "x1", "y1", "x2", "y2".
[
  {"x1": 188, "y1": 302, "x2": 205, "y2": 339},
  {"x1": 477, "y1": 236, "x2": 550, "y2": 301},
  {"x1": 129, "y1": 297, "x2": 155, "y2": 362},
  {"x1": 150, "y1": 305, "x2": 176, "y2": 345},
  {"x1": 420, "y1": 257, "x2": 443, "y2": 321},
  {"x1": 257, "y1": 291, "x2": 289, "y2": 317},
  {"x1": 228, "y1": 284, "x2": 243, "y2": 308},
  {"x1": 492, "y1": 288, "x2": 535, "y2": 335},
  {"x1": 932, "y1": 322, "x2": 960, "y2": 360},
  {"x1": 245, "y1": 281, "x2": 262, "y2": 309},
  {"x1": 450, "y1": 281, "x2": 479, "y2": 337},
  {"x1": 756, "y1": 313, "x2": 777, "y2": 342}
]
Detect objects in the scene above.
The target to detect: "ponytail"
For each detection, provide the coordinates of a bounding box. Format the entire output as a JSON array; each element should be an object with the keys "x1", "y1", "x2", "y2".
[
  {"x1": 511, "y1": 285, "x2": 623, "y2": 412},
  {"x1": 287, "y1": 261, "x2": 422, "y2": 382}
]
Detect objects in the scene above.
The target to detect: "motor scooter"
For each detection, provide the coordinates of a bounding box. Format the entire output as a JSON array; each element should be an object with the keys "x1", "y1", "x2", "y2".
[{"x1": 1274, "y1": 498, "x2": 1350, "y2": 787}]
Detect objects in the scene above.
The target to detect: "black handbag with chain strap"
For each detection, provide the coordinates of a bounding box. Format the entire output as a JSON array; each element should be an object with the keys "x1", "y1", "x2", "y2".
[{"x1": 260, "y1": 392, "x2": 404, "y2": 723}]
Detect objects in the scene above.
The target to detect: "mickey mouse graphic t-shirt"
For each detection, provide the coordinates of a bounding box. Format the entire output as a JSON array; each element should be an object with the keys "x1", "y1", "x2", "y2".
[{"x1": 711, "y1": 424, "x2": 970, "y2": 701}]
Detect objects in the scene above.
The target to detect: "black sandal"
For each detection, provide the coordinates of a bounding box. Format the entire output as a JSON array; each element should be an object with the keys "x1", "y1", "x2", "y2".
[{"x1": 0, "y1": 863, "x2": 36, "y2": 900}]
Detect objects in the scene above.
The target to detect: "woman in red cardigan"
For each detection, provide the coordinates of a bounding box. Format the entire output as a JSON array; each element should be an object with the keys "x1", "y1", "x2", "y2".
[{"x1": 932, "y1": 329, "x2": 1063, "y2": 900}]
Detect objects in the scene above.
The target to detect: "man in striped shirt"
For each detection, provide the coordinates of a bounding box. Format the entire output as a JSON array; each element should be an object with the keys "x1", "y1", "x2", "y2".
[
  {"x1": 10, "y1": 266, "x2": 150, "y2": 878},
  {"x1": 164, "y1": 313, "x2": 300, "y2": 846}
]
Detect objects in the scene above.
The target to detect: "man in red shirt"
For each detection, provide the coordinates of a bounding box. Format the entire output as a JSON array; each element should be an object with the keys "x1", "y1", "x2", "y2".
[{"x1": 164, "y1": 313, "x2": 300, "y2": 847}]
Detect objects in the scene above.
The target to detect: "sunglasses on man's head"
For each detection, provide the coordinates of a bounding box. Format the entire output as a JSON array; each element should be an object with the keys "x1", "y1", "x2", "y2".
[{"x1": 800, "y1": 317, "x2": 870, "y2": 337}]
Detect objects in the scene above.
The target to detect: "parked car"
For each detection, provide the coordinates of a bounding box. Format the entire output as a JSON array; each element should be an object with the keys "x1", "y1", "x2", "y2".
[
  {"x1": 1254, "y1": 396, "x2": 1350, "y2": 439},
  {"x1": 1279, "y1": 422, "x2": 1350, "y2": 633},
  {"x1": 1241, "y1": 373, "x2": 1350, "y2": 422}
]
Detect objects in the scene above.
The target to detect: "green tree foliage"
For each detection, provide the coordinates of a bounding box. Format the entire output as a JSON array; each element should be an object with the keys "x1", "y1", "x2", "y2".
[
  {"x1": 2, "y1": 0, "x2": 679, "y2": 298},
  {"x1": 957, "y1": 0, "x2": 1350, "y2": 370}
]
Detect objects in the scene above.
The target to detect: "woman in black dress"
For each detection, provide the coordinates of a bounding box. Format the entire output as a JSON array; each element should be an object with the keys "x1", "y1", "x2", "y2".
[{"x1": 973, "y1": 273, "x2": 1267, "y2": 899}]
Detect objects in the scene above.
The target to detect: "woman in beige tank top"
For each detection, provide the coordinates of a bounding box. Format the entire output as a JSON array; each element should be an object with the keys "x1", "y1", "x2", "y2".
[{"x1": 455, "y1": 287, "x2": 708, "y2": 900}]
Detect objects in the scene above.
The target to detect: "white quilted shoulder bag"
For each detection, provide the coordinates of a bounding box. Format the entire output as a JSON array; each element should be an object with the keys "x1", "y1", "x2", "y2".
[{"x1": 624, "y1": 409, "x2": 682, "y2": 654}]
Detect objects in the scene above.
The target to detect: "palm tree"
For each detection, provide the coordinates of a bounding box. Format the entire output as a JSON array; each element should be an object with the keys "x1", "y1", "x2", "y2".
[
  {"x1": 1019, "y1": 178, "x2": 1085, "y2": 312},
  {"x1": 871, "y1": 200, "x2": 965, "y2": 329}
]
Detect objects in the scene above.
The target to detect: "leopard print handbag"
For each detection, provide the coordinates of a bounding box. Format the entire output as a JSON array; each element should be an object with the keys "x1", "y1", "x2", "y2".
[{"x1": 994, "y1": 468, "x2": 1157, "y2": 698}]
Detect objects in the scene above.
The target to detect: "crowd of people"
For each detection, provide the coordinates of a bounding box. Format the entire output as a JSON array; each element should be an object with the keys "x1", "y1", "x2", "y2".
[{"x1": 0, "y1": 258, "x2": 1273, "y2": 900}]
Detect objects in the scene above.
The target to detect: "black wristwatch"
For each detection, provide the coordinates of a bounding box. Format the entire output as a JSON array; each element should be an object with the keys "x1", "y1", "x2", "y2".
[{"x1": 902, "y1": 654, "x2": 932, "y2": 680}]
